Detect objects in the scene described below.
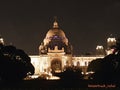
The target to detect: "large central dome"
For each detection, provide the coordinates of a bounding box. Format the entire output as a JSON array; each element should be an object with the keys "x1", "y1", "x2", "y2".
[
  {"x1": 39, "y1": 20, "x2": 72, "y2": 54},
  {"x1": 46, "y1": 29, "x2": 66, "y2": 38},
  {"x1": 43, "y1": 21, "x2": 68, "y2": 45}
]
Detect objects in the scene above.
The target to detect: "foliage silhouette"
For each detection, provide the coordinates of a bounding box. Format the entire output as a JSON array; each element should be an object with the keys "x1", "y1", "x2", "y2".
[{"x1": 0, "y1": 45, "x2": 34, "y2": 81}]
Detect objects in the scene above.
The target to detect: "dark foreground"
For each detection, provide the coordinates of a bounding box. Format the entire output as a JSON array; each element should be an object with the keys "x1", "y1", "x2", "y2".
[{"x1": 0, "y1": 79, "x2": 119, "y2": 90}]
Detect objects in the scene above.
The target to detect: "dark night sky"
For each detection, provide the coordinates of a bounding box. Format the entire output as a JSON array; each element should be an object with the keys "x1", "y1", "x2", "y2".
[{"x1": 0, "y1": 0, "x2": 120, "y2": 55}]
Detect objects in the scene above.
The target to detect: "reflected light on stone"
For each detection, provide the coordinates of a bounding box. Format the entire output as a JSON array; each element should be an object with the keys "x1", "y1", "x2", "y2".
[
  {"x1": 81, "y1": 61, "x2": 85, "y2": 66},
  {"x1": 29, "y1": 75, "x2": 39, "y2": 79},
  {"x1": 48, "y1": 76, "x2": 60, "y2": 80}
]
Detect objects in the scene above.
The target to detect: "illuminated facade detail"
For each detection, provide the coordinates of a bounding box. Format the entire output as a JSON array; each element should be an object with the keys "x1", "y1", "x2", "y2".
[
  {"x1": 72, "y1": 56, "x2": 103, "y2": 74},
  {"x1": 30, "y1": 55, "x2": 103, "y2": 75}
]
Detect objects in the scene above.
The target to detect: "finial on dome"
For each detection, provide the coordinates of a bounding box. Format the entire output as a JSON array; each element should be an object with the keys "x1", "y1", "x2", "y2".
[{"x1": 53, "y1": 16, "x2": 59, "y2": 28}]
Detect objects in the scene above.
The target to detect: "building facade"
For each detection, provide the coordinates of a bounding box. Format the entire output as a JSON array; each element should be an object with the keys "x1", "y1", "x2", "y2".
[{"x1": 30, "y1": 20, "x2": 104, "y2": 75}]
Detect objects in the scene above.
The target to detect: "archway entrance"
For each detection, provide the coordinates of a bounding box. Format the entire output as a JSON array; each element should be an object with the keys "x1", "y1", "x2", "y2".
[{"x1": 51, "y1": 59, "x2": 62, "y2": 73}]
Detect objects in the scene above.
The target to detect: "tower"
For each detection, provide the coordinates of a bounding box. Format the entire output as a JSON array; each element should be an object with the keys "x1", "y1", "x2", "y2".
[
  {"x1": 0, "y1": 36, "x2": 4, "y2": 45},
  {"x1": 106, "y1": 35, "x2": 116, "y2": 55},
  {"x1": 96, "y1": 45, "x2": 104, "y2": 56},
  {"x1": 107, "y1": 37, "x2": 116, "y2": 49}
]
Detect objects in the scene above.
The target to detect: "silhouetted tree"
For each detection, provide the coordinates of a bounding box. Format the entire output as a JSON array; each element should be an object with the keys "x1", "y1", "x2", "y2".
[
  {"x1": 0, "y1": 45, "x2": 34, "y2": 81},
  {"x1": 87, "y1": 58, "x2": 103, "y2": 72},
  {"x1": 107, "y1": 37, "x2": 120, "y2": 82},
  {"x1": 87, "y1": 55, "x2": 117, "y2": 82},
  {"x1": 116, "y1": 37, "x2": 120, "y2": 50},
  {"x1": 87, "y1": 58, "x2": 104, "y2": 81}
]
